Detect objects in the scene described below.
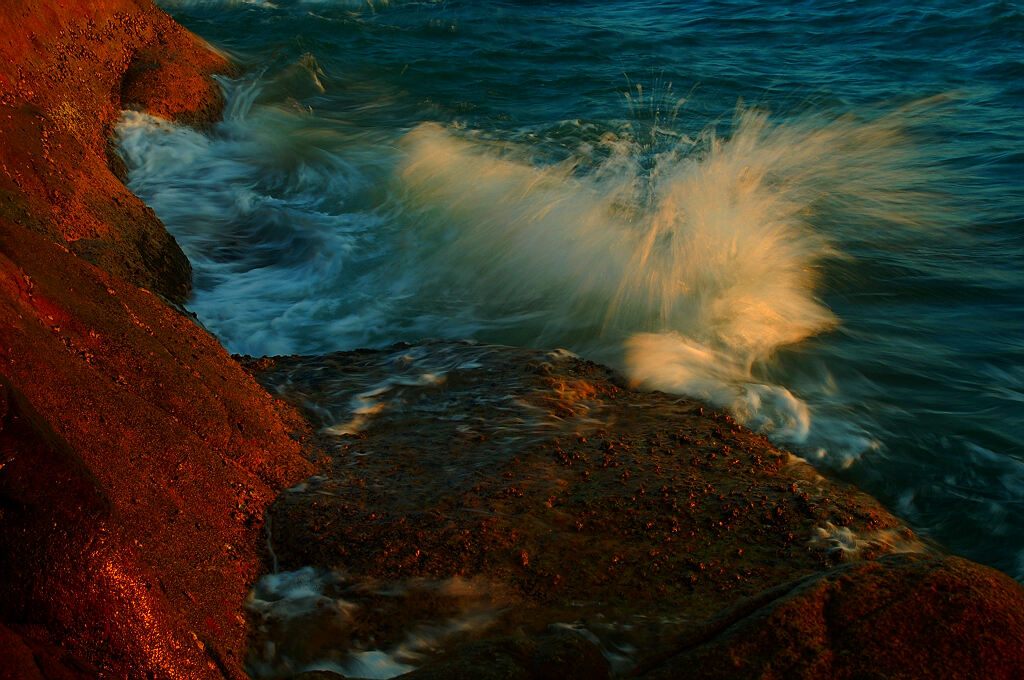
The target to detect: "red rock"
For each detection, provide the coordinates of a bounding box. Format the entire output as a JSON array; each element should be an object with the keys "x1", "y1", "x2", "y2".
[
  {"x1": 638, "y1": 553, "x2": 1024, "y2": 680},
  {"x1": 0, "y1": 0, "x2": 229, "y2": 303},
  {"x1": 249, "y1": 346, "x2": 1024, "y2": 679},
  {"x1": 0, "y1": 376, "x2": 213, "y2": 678},
  {"x1": 0, "y1": 0, "x2": 313, "y2": 677}
]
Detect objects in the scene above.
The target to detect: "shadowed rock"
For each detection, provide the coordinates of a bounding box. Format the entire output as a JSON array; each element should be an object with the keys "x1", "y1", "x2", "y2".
[
  {"x1": 245, "y1": 343, "x2": 1023, "y2": 678},
  {"x1": 637, "y1": 553, "x2": 1024, "y2": 680}
]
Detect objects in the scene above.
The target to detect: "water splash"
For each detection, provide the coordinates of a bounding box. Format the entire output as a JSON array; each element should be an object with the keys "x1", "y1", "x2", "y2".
[
  {"x1": 395, "y1": 104, "x2": 941, "y2": 453},
  {"x1": 117, "y1": 72, "x2": 946, "y2": 463},
  {"x1": 246, "y1": 566, "x2": 504, "y2": 679}
]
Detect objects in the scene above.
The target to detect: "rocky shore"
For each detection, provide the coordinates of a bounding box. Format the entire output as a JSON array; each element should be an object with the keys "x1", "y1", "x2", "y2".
[
  {"x1": 1, "y1": 1, "x2": 1022, "y2": 679},
  {"x1": 246, "y1": 344, "x2": 1024, "y2": 679},
  {"x1": 0, "y1": 2, "x2": 313, "y2": 678}
]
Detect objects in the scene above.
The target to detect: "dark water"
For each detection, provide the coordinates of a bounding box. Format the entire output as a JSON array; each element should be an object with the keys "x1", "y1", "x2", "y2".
[{"x1": 120, "y1": 0, "x2": 1024, "y2": 581}]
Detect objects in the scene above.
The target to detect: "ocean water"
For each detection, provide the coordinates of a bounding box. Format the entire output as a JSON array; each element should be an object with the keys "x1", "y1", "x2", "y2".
[{"x1": 120, "y1": 0, "x2": 1024, "y2": 581}]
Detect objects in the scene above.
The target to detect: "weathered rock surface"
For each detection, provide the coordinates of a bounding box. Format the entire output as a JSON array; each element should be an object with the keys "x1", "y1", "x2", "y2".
[
  {"x1": 639, "y1": 553, "x2": 1024, "y2": 680},
  {"x1": 0, "y1": 0, "x2": 230, "y2": 305},
  {"x1": 246, "y1": 343, "x2": 1024, "y2": 678},
  {"x1": 0, "y1": 1, "x2": 313, "y2": 678},
  {"x1": 1, "y1": 375, "x2": 211, "y2": 677},
  {"x1": 0, "y1": 621, "x2": 94, "y2": 680}
]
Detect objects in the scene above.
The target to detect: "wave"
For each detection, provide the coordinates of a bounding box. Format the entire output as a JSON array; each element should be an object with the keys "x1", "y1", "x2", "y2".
[
  {"x1": 395, "y1": 104, "x2": 938, "y2": 452},
  {"x1": 117, "y1": 74, "x2": 945, "y2": 461}
]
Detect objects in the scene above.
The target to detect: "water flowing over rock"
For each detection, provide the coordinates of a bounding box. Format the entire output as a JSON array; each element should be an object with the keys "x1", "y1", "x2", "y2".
[{"x1": 245, "y1": 343, "x2": 1024, "y2": 679}]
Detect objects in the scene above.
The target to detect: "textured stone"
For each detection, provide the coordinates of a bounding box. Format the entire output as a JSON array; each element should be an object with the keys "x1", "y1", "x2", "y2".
[
  {"x1": 638, "y1": 553, "x2": 1024, "y2": 680},
  {"x1": 0, "y1": 1, "x2": 313, "y2": 678},
  {"x1": 0, "y1": 0, "x2": 229, "y2": 304},
  {"x1": 246, "y1": 344, "x2": 1021, "y2": 678}
]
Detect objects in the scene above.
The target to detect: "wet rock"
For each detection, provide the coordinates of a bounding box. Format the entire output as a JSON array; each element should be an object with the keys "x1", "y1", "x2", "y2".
[
  {"x1": 531, "y1": 627, "x2": 612, "y2": 680},
  {"x1": 637, "y1": 553, "x2": 1024, "y2": 680},
  {"x1": 400, "y1": 630, "x2": 611, "y2": 680},
  {"x1": 399, "y1": 638, "x2": 534, "y2": 680},
  {"x1": 245, "y1": 343, "x2": 1005, "y2": 677},
  {"x1": 0, "y1": 1, "x2": 313, "y2": 678}
]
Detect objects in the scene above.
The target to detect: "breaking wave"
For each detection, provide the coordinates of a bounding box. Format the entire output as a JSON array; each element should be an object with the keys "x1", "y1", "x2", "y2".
[{"x1": 117, "y1": 72, "x2": 944, "y2": 461}]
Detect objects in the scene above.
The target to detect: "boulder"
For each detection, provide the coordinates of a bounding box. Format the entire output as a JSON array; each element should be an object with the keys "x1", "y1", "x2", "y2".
[
  {"x1": 244, "y1": 343, "x2": 1024, "y2": 678},
  {"x1": 638, "y1": 553, "x2": 1024, "y2": 679}
]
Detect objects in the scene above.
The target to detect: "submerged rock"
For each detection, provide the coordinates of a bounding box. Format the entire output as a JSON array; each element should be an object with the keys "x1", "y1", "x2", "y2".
[{"x1": 246, "y1": 342, "x2": 1024, "y2": 678}]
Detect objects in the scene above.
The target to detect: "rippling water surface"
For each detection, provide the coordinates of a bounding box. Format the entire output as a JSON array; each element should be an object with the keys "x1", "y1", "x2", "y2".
[{"x1": 121, "y1": 0, "x2": 1024, "y2": 580}]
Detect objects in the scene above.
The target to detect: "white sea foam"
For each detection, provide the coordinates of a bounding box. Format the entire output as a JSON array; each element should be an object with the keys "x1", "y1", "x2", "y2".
[
  {"x1": 393, "y1": 108, "x2": 932, "y2": 456},
  {"x1": 116, "y1": 82, "x2": 396, "y2": 356},
  {"x1": 246, "y1": 567, "x2": 501, "y2": 679},
  {"x1": 809, "y1": 522, "x2": 928, "y2": 560},
  {"x1": 322, "y1": 372, "x2": 445, "y2": 435},
  {"x1": 246, "y1": 566, "x2": 356, "y2": 622},
  {"x1": 117, "y1": 73, "x2": 941, "y2": 466},
  {"x1": 549, "y1": 622, "x2": 636, "y2": 676}
]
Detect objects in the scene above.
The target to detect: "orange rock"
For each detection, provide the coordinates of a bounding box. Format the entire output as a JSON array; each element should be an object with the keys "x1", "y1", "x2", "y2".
[
  {"x1": 0, "y1": 0, "x2": 230, "y2": 304},
  {"x1": 250, "y1": 345, "x2": 1024, "y2": 679},
  {"x1": 640, "y1": 553, "x2": 1024, "y2": 679},
  {"x1": 0, "y1": 1, "x2": 313, "y2": 678}
]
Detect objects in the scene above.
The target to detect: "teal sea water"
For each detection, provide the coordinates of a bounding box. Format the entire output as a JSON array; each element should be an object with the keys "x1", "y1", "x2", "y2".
[{"x1": 120, "y1": 0, "x2": 1024, "y2": 581}]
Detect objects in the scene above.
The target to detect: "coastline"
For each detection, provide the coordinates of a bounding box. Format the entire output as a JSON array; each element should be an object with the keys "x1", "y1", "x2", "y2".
[
  {"x1": 0, "y1": 2, "x2": 313, "y2": 678},
  {"x1": 0, "y1": 1, "x2": 1022, "y2": 678}
]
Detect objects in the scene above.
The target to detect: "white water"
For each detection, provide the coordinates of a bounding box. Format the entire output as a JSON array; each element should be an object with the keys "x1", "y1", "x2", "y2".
[
  {"x1": 246, "y1": 567, "x2": 502, "y2": 679},
  {"x1": 117, "y1": 77, "x2": 942, "y2": 465}
]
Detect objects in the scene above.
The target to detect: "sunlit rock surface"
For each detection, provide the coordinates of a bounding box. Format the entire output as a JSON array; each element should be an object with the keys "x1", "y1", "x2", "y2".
[{"x1": 0, "y1": 1, "x2": 312, "y2": 677}]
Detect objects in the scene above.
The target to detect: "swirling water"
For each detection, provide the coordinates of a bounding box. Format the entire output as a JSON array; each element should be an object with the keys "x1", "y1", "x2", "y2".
[{"x1": 120, "y1": 0, "x2": 1024, "y2": 580}]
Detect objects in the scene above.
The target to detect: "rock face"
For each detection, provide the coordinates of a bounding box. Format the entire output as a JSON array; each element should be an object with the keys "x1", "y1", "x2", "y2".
[
  {"x1": 0, "y1": 0, "x2": 229, "y2": 305},
  {"x1": 246, "y1": 344, "x2": 1024, "y2": 679},
  {"x1": 640, "y1": 553, "x2": 1024, "y2": 680},
  {"x1": 0, "y1": 1, "x2": 313, "y2": 678}
]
